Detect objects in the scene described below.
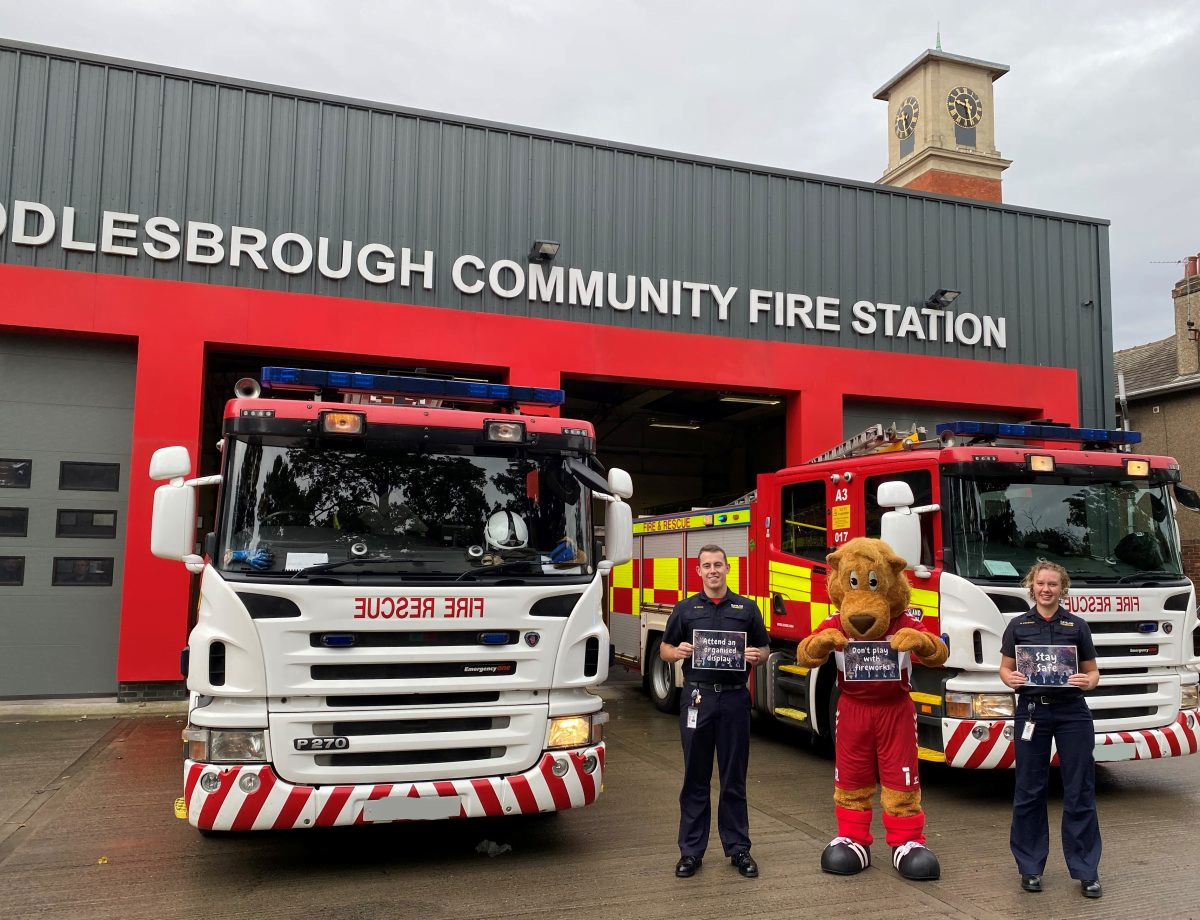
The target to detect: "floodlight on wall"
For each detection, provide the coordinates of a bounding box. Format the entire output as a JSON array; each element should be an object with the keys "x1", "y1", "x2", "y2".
[
  {"x1": 529, "y1": 240, "x2": 561, "y2": 263},
  {"x1": 719, "y1": 395, "x2": 782, "y2": 406},
  {"x1": 925, "y1": 288, "x2": 961, "y2": 308},
  {"x1": 648, "y1": 418, "x2": 701, "y2": 430}
]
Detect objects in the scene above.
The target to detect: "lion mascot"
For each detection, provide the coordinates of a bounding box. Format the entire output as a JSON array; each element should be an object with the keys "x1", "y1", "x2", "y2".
[{"x1": 795, "y1": 537, "x2": 948, "y2": 880}]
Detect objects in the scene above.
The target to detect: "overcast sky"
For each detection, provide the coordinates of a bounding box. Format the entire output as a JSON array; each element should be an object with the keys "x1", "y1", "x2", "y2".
[{"x1": 5, "y1": 1, "x2": 1198, "y2": 350}]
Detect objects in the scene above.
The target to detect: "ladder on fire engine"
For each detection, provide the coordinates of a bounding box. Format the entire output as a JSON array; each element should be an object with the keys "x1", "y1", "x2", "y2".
[{"x1": 806, "y1": 423, "x2": 925, "y2": 464}]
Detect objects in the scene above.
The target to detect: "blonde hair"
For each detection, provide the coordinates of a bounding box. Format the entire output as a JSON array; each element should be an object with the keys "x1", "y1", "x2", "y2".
[{"x1": 1023, "y1": 560, "x2": 1070, "y2": 599}]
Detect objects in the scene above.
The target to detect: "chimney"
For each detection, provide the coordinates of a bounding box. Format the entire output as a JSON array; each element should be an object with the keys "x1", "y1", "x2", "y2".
[{"x1": 1173, "y1": 252, "x2": 1200, "y2": 376}]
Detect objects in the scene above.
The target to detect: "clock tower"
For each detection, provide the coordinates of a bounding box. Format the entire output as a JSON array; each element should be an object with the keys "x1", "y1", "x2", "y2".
[{"x1": 874, "y1": 49, "x2": 1011, "y2": 202}]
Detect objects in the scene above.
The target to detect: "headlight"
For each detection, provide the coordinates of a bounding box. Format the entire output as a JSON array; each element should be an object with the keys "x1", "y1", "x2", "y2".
[
  {"x1": 973, "y1": 693, "x2": 1016, "y2": 718},
  {"x1": 547, "y1": 712, "x2": 608, "y2": 750},
  {"x1": 944, "y1": 691, "x2": 1014, "y2": 720},
  {"x1": 1182, "y1": 684, "x2": 1199, "y2": 711},
  {"x1": 183, "y1": 727, "x2": 268, "y2": 763}
]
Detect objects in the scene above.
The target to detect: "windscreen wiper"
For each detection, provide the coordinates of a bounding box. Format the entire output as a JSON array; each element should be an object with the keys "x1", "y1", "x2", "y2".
[
  {"x1": 289, "y1": 556, "x2": 441, "y2": 578},
  {"x1": 454, "y1": 559, "x2": 545, "y2": 582},
  {"x1": 1117, "y1": 570, "x2": 1185, "y2": 584}
]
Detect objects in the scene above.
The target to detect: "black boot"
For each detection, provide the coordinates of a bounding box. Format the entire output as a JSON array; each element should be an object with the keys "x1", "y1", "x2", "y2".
[
  {"x1": 820, "y1": 837, "x2": 871, "y2": 875},
  {"x1": 892, "y1": 842, "x2": 940, "y2": 881}
]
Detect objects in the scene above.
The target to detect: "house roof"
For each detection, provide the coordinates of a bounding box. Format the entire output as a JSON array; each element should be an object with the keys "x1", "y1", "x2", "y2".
[{"x1": 1114, "y1": 335, "x2": 1200, "y2": 397}]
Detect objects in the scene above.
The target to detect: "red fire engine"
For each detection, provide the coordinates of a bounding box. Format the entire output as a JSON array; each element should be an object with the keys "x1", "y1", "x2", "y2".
[
  {"x1": 611, "y1": 421, "x2": 1200, "y2": 767},
  {"x1": 151, "y1": 368, "x2": 633, "y2": 831}
]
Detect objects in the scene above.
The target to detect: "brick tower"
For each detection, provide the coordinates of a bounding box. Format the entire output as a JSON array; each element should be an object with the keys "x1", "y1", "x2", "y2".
[{"x1": 874, "y1": 47, "x2": 1011, "y2": 202}]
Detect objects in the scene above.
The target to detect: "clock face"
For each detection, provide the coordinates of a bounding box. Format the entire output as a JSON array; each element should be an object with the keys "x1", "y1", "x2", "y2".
[
  {"x1": 946, "y1": 86, "x2": 983, "y2": 128},
  {"x1": 894, "y1": 96, "x2": 919, "y2": 139}
]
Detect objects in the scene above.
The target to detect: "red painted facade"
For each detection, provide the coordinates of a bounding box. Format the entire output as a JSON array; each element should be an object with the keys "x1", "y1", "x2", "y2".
[{"x1": 0, "y1": 262, "x2": 1081, "y2": 682}]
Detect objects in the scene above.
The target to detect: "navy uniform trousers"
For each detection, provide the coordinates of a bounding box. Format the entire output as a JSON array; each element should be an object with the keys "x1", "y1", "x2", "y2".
[
  {"x1": 1011, "y1": 696, "x2": 1102, "y2": 879},
  {"x1": 678, "y1": 683, "x2": 752, "y2": 858}
]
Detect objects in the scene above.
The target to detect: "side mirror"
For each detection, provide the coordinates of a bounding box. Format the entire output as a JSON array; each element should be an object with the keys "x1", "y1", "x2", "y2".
[
  {"x1": 150, "y1": 446, "x2": 192, "y2": 481},
  {"x1": 1175, "y1": 483, "x2": 1200, "y2": 512},
  {"x1": 603, "y1": 500, "x2": 633, "y2": 568},
  {"x1": 607, "y1": 467, "x2": 633, "y2": 500},
  {"x1": 880, "y1": 509, "x2": 921, "y2": 570},
  {"x1": 876, "y1": 480, "x2": 915, "y2": 509},
  {"x1": 151, "y1": 481, "x2": 197, "y2": 561}
]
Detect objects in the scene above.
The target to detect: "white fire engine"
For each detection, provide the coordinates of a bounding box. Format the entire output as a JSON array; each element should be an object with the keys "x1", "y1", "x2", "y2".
[
  {"x1": 612, "y1": 421, "x2": 1200, "y2": 768},
  {"x1": 150, "y1": 368, "x2": 633, "y2": 831}
]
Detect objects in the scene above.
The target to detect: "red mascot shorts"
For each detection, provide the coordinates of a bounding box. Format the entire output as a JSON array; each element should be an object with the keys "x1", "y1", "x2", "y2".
[{"x1": 833, "y1": 693, "x2": 920, "y2": 793}]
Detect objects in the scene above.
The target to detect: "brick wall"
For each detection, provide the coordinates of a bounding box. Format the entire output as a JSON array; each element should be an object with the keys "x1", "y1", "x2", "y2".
[
  {"x1": 1181, "y1": 539, "x2": 1200, "y2": 587},
  {"x1": 118, "y1": 680, "x2": 187, "y2": 702},
  {"x1": 902, "y1": 169, "x2": 1002, "y2": 202}
]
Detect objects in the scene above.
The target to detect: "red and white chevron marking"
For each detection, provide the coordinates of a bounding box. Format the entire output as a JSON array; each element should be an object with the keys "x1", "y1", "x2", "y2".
[
  {"x1": 944, "y1": 712, "x2": 1198, "y2": 769},
  {"x1": 183, "y1": 745, "x2": 605, "y2": 831}
]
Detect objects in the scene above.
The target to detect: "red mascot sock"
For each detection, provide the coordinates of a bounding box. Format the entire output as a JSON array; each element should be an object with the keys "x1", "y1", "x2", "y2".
[
  {"x1": 835, "y1": 805, "x2": 874, "y2": 847},
  {"x1": 882, "y1": 811, "x2": 925, "y2": 847}
]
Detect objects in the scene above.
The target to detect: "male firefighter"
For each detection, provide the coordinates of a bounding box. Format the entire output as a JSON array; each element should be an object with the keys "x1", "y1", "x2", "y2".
[{"x1": 660, "y1": 544, "x2": 770, "y2": 879}]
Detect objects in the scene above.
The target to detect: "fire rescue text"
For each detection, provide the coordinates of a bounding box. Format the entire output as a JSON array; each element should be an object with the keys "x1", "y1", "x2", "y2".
[{"x1": 353, "y1": 596, "x2": 486, "y2": 619}]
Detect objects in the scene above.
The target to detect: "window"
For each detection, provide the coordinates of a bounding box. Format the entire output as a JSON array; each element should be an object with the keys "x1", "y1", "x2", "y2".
[
  {"x1": 780, "y1": 480, "x2": 829, "y2": 561},
  {"x1": 0, "y1": 508, "x2": 29, "y2": 537},
  {"x1": 52, "y1": 557, "x2": 115, "y2": 586},
  {"x1": 56, "y1": 509, "x2": 118, "y2": 539},
  {"x1": 865, "y1": 468, "x2": 936, "y2": 567},
  {"x1": 0, "y1": 556, "x2": 24, "y2": 586},
  {"x1": 0, "y1": 459, "x2": 32, "y2": 488},
  {"x1": 59, "y1": 462, "x2": 121, "y2": 492}
]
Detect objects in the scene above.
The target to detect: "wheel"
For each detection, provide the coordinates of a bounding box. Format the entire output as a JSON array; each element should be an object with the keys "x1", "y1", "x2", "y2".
[
  {"x1": 645, "y1": 635, "x2": 681, "y2": 714},
  {"x1": 812, "y1": 670, "x2": 839, "y2": 756}
]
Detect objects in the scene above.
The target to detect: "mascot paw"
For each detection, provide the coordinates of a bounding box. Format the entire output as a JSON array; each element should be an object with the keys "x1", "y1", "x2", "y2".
[
  {"x1": 821, "y1": 837, "x2": 871, "y2": 875},
  {"x1": 892, "y1": 842, "x2": 940, "y2": 880},
  {"x1": 889, "y1": 628, "x2": 932, "y2": 654}
]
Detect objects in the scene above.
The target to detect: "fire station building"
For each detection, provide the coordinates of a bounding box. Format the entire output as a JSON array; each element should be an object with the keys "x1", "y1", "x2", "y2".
[{"x1": 0, "y1": 40, "x2": 1115, "y2": 698}]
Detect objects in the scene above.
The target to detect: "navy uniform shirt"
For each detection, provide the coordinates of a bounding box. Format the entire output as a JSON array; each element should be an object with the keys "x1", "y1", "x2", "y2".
[
  {"x1": 1000, "y1": 605, "x2": 1098, "y2": 701},
  {"x1": 663, "y1": 590, "x2": 770, "y2": 685}
]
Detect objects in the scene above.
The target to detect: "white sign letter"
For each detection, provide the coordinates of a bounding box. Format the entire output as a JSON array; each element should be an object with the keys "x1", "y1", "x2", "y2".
[
  {"x1": 749, "y1": 290, "x2": 773, "y2": 325},
  {"x1": 489, "y1": 259, "x2": 525, "y2": 299},
  {"x1": 186, "y1": 221, "x2": 226, "y2": 265},
  {"x1": 851, "y1": 300, "x2": 877, "y2": 334},
  {"x1": 453, "y1": 254, "x2": 485, "y2": 294},
  {"x1": 710, "y1": 285, "x2": 737, "y2": 321},
  {"x1": 529, "y1": 263, "x2": 565, "y2": 303},
  {"x1": 100, "y1": 211, "x2": 139, "y2": 257},
  {"x1": 270, "y1": 232, "x2": 313, "y2": 274},
  {"x1": 317, "y1": 237, "x2": 353, "y2": 279},
  {"x1": 399, "y1": 249, "x2": 434, "y2": 290},
  {"x1": 357, "y1": 243, "x2": 395, "y2": 284},
  {"x1": 143, "y1": 217, "x2": 181, "y2": 260},
  {"x1": 12, "y1": 201, "x2": 54, "y2": 246},
  {"x1": 568, "y1": 268, "x2": 603, "y2": 308},
  {"x1": 61, "y1": 207, "x2": 97, "y2": 253}
]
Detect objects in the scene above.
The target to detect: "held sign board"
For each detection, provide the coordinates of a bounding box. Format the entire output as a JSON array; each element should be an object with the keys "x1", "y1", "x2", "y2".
[
  {"x1": 1015, "y1": 645, "x2": 1079, "y2": 686},
  {"x1": 843, "y1": 641, "x2": 905, "y2": 681},
  {"x1": 692, "y1": 630, "x2": 747, "y2": 671}
]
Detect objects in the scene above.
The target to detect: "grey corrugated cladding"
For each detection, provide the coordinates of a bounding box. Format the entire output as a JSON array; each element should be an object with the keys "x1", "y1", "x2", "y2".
[{"x1": 0, "y1": 39, "x2": 1114, "y2": 426}]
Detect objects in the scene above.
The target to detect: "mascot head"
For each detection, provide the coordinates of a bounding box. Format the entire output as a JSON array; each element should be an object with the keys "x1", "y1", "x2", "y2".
[{"x1": 826, "y1": 537, "x2": 911, "y2": 640}]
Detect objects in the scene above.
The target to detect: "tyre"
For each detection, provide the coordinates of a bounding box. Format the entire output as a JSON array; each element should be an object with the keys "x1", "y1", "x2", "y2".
[
  {"x1": 812, "y1": 670, "x2": 839, "y2": 756},
  {"x1": 645, "y1": 635, "x2": 681, "y2": 714}
]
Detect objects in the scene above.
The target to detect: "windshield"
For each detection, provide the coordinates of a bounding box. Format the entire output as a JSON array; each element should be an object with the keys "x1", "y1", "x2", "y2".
[
  {"x1": 947, "y1": 473, "x2": 1184, "y2": 582},
  {"x1": 217, "y1": 436, "x2": 593, "y2": 580}
]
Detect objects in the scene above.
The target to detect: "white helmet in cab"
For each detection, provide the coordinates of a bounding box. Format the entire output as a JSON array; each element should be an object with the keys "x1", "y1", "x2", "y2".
[{"x1": 485, "y1": 509, "x2": 529, "y2": 550}]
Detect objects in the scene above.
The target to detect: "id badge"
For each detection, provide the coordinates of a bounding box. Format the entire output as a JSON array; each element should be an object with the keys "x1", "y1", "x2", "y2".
[
  {"x1": 686, "y1": 707, "x2": 698, "y2": 729},
  {"x1": 1021, "y1": 721, "x2": 1035, "y2": 741}
]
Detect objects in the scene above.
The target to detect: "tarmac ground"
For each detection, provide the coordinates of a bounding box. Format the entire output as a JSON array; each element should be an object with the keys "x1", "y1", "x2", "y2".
[{"x1": 2, "y1": 670, "x2": 1199, "y2": 920}]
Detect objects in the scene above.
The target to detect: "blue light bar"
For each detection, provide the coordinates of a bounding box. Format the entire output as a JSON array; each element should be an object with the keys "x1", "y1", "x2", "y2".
[
  {"x1": 936, "y1": 420, "x2": 1141, "y2": 446},
  {"x1": 259, "y1": 367, "x2": 565, "y2": 407}
]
